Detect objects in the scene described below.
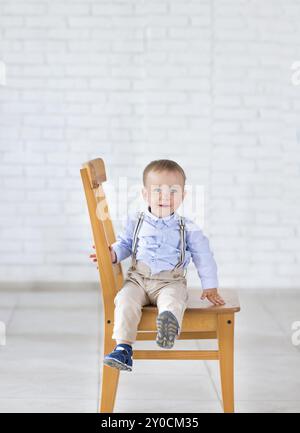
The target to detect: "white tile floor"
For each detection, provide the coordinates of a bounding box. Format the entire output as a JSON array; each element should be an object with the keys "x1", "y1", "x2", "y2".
[{"x1": 0, "y1": 288, "x2": 299, "y2": 413}]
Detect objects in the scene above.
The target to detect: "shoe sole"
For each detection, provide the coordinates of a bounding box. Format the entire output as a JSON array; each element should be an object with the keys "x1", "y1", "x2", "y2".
[
  {"x1": 156, "y1": 311, "x2": 179, "y2": 349},
  {"x1": 103, "y1": 357, "x2": 132, "y2": 372}
]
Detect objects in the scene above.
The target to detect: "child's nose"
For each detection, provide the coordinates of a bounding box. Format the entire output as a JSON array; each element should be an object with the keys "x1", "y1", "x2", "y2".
[{"x1": 161, "y1": 191, "x2": 170, "y2": 200}]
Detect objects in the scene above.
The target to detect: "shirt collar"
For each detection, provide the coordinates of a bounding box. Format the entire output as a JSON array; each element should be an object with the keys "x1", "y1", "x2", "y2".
[{"x1": 144, "y1": 205, "x2": 180, "y2": 226}]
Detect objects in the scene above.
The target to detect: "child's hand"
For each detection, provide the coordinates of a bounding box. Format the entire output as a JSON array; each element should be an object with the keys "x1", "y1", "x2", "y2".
[
  {"x1": 89, "y1": 245, "x2": 117, "y2": 269},
  {"x1": 109, "y1": 245, "x2": 117, "y2": 264},
  {"x1": 89, "y1": 245, "x2": 98, "y2": 269},
  {"x1": 201, "y1": 288, "x2": 225, "y2": 306}
]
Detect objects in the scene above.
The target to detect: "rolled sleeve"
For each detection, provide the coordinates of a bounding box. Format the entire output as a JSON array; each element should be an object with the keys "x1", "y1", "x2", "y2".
[{"x1": 186, "y1": 220, "x2": 219, "y2": 289}]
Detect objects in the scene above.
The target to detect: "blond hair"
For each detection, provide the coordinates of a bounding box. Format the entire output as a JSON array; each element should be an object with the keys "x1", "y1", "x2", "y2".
[{"x1": 143, "y1": 159, "x2": 186, "y2": 187}]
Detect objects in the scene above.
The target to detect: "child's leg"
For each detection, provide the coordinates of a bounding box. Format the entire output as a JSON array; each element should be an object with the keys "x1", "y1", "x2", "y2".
[
  {"x1": 146, "y1": 276, "x2": 189, "y2": 348},
  {"x1": 112, "y1": 280, "x2": 150, "y2": 344},
  {"x1": 155, "y1": 280, "x2": 188, "y2": 337},
  {"x1": 103, "y1": 279, "x2": 149, "y2": 371},
  {"x1": 116, "y1": 339, "x2": 133, "y2": 345}
]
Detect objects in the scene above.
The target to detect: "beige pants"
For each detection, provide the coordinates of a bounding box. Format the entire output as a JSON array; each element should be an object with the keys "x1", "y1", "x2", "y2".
[{"x1": 112, "y1": 260, "x2": 188, "y2": 344}]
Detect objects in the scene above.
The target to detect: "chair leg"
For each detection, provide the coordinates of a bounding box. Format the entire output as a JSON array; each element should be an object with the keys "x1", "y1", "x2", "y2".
[
  {"x1": 99, "y1": 336, "x2": 120, "y2": 413},
  {"x1": 217, "y1": 313, "x2": 235, "y2": 413}
]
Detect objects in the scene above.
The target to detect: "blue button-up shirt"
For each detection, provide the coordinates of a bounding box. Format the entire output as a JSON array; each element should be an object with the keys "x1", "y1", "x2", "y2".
[{"x1": 111, "y1": 207, "x2": 219, "y2": 289}]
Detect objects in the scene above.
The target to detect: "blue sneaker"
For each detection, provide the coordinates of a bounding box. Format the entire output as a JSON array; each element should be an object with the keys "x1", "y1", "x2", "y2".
[{"x1": 103, "y1": 343, "x2": 133, "y2": 371}]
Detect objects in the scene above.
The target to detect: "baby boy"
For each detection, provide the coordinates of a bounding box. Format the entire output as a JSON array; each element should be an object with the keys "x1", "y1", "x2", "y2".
[{"x1": 90, "y1": 159, "x2": 225, "y2": 372}]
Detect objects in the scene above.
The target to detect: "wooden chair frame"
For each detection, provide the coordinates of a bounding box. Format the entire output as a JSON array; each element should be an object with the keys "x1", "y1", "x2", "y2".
[{"x1": 80, "y1": 157, "x2": 240, "y2": 413}]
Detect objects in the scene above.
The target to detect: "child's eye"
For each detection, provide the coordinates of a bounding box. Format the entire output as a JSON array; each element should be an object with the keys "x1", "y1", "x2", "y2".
[{"x1": 153, "y1": 188, "x2": 178, "y2": 194}]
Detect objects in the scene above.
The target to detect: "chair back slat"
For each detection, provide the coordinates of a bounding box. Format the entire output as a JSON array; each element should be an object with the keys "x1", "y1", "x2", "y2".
[
  {"x1": 80, "y1": 158, "x2": 124, "y2": 318},
  {"x1": 96, "y1": 184, "x2": 124, "y2": 290}
]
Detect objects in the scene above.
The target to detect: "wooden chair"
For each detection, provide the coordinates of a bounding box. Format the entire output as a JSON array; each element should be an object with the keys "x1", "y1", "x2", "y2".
[{"x1": 80, "y1": 157, "x2": 241, "y2": 413}]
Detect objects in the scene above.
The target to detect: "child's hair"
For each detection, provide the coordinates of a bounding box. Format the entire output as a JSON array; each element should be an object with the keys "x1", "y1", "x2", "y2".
[{"x1": 143, "y1": 159, "x2": 186, "y2": 187}]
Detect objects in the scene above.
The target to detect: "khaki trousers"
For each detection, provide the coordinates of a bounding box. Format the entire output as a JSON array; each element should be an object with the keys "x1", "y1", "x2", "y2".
[{"x1": 112, "y1": 260, "x2": 188, "y2": 344}]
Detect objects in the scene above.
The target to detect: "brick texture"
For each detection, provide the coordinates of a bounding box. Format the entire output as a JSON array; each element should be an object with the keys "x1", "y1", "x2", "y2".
[{"x1": 0, "y1": 0, "x2": 299, "y2": 289}]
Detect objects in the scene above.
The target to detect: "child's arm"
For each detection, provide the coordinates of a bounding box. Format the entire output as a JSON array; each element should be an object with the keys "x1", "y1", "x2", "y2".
[
  {"x1": 110, "y1": 215, "x2": 136, "y2": 264},
  {"x1": 89, "y1": 215, "x2": 136, "y2": 267},
  {"x1": 185, "y1": 219, "x2": 225, "y2": 306}
]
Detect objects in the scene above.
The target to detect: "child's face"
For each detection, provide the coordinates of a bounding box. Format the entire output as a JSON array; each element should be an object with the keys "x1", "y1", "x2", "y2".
[{"x1": 142, "y1": 170, "x2": 186, "y2": 218}]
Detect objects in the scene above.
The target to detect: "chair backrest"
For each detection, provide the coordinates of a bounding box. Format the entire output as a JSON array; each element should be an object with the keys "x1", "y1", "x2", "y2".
[{"x1": 80, "y1": 158, "x2": 124, "y2": 315}]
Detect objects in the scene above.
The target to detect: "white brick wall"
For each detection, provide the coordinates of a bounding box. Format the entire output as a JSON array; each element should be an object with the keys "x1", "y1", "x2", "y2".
[{"x1": 0, "y1": 0, "x2": 299, "y2": 289}]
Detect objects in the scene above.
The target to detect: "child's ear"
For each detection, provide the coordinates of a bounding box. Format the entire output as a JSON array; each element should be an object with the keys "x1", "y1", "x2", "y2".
[{"x1": 183, "y1": 189, "x2": 187, "y2": 199}]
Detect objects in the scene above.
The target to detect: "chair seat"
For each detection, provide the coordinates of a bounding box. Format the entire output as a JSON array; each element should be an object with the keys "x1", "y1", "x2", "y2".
[
  {"x1": 139, "y1": 289, "x2": 240, "y2": 333},
  {"x1": 142, "y1": 288, "x2": 240, "y2": 314}
]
